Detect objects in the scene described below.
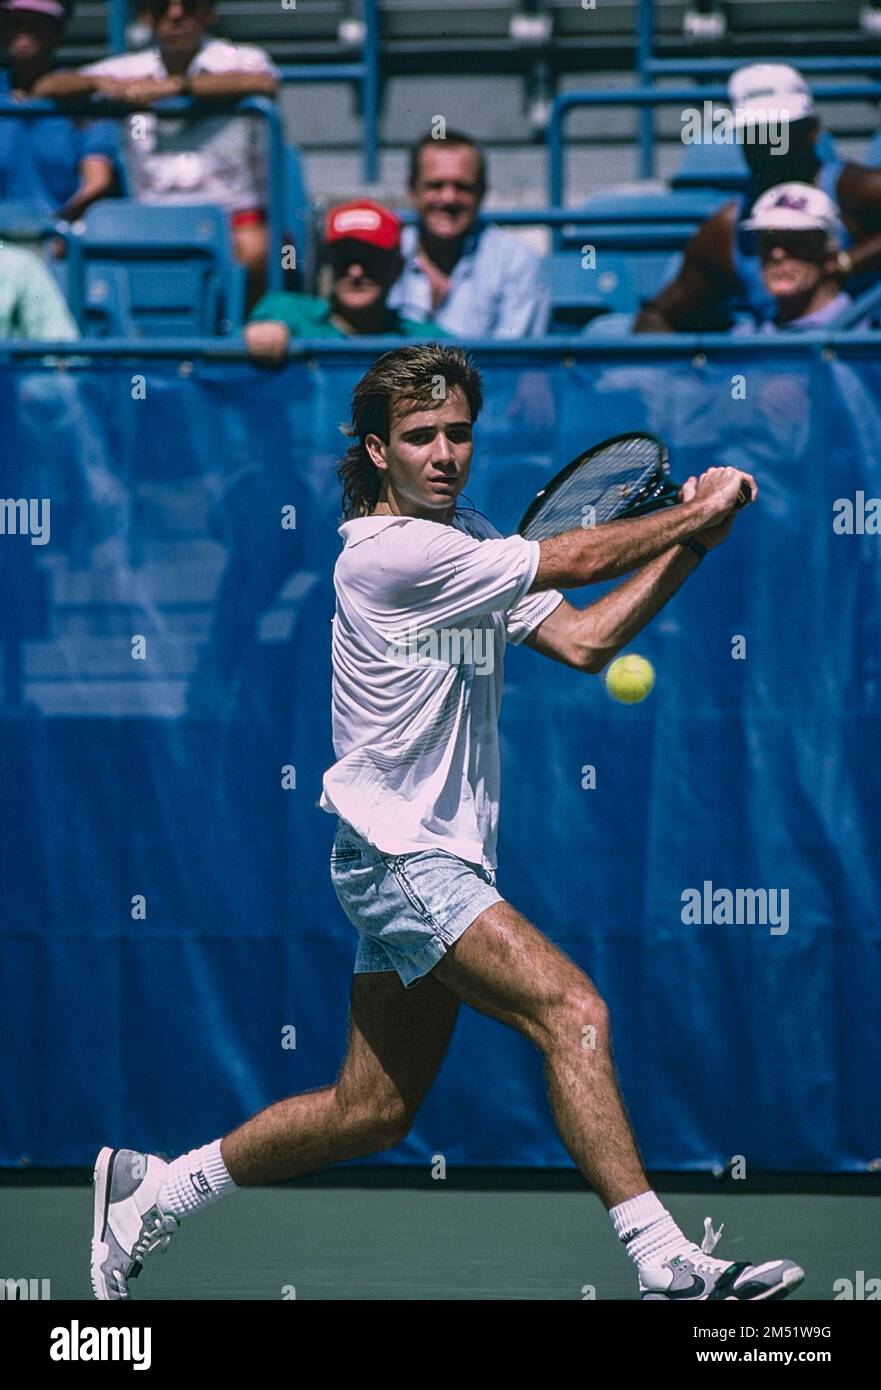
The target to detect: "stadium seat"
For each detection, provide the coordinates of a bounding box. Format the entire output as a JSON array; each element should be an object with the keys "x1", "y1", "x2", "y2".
[
  {"x1": 547, "y1": 249, "x2": 638, "y2": 330},
  {"x1": 671, "y1": 138, "x2": 753, "y2": 194},
  {"x1": 864, "y1": 128, "x2": 881, "y2": 166},
  {"x1": 561, "y1": 191, "x2": 729, "y2": 262},
  {"x1": 0, "y1": 199, "x2": 50, "y2": 240},
  {"x1": 70, "y1": 201, "x2": 245, "y2": 337},
  {"x1": 83, "y1": 265, "x2": 133, "y2": 338}
]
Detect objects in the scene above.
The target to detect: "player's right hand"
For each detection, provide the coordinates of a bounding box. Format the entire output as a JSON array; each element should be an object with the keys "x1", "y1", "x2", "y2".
[
  {"x1": 695, "y1": 466, "x2": 758, "y2": 521},
  {"x1": 684, "y1": 466, "x2": 757, "y2": 550}
]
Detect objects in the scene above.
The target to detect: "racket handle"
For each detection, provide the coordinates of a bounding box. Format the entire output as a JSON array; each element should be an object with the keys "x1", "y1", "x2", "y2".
[{"x1": 735, "y1": 480, "x2": 753, "y2": 509}]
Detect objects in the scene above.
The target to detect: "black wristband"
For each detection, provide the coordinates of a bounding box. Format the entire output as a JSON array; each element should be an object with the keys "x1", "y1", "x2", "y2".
[{"x1": 680, "y1": 538, "x2": 708, "y2": 562}]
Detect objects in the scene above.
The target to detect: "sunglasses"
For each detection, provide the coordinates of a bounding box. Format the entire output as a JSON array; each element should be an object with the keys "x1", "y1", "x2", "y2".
[
  {"x1": 326, "y1": 244, "x2": 399, "y2": 279},
  {"x1": 756, "y1": 229, "x2": 828, "y2": 257},
  {"x1": 146, "y1": 0, "x2": 205, "y2": 17}
]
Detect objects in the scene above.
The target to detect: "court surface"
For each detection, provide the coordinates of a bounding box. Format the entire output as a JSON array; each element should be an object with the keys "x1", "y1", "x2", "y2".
[{"x1": 1, "y1": 1173, "x2": 877, "y2": 1300}]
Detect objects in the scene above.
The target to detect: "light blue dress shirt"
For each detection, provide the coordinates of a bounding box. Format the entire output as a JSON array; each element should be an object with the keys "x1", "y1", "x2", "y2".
[{"x1": 387, "y1": 221, "x2": 551, "y2": 339}]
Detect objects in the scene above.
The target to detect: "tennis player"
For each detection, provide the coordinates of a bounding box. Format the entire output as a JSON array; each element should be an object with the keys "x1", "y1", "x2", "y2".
[{"x1": 92, "y1": 344, "x2": 804, "y2": 1302}]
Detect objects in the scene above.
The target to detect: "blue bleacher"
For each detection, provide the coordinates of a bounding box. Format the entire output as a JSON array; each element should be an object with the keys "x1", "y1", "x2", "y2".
[
  {"x1": 865, "y1": 128, "x2": 881, "y2": 166},
  {"x1": 670, "y1": 137, "x2": 752, "y2": 193},
  {"x1": 558, "y1": 188, "x2": 727, "y2": 317},
  {"x1": 0, "y1": 199, "x2": 48, "y2": 240},
  {"x1": 547, "y1": 249, "x2": 637, "y2": 331},
  {"x1": 549, "y1": 244, "x2": 689, "y2": 328},
  {"x1": 71, "y1": 201, "x2": 246, "y2": 338}
]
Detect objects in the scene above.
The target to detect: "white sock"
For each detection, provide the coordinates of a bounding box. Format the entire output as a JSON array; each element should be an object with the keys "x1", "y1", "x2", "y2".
[
  {"x1": 157, "y1": 1139, "x2": 238, "y2": 1218},
  {"x1": 609, "y1": 1190, "x2": 701, "y2": 1271}
]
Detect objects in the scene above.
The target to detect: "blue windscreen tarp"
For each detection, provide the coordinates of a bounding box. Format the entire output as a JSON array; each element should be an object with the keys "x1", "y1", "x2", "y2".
[{"x1": 1, "y1": 343, "x2": 879, "y2": 1170}]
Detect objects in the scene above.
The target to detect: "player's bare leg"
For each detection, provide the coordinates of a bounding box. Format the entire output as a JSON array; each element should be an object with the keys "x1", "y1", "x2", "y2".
[
  {"x1": 431, "y1": 899, "x2": 646, "y2": 1209},
  {"x1": 222, "y1": 970, "x2": 459, "y2": 1184},
  {"x1": 92, "y1": 971, "x2": 459, "y2": 1297},
  {"x1": 431, "y1": 901, "x2": 804, "y2": 1299}
]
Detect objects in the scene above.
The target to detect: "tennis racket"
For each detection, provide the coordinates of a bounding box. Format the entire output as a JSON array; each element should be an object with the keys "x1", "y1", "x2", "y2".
[{"x1": 517, "y1": 432, "x2": 751, "y2": 541}]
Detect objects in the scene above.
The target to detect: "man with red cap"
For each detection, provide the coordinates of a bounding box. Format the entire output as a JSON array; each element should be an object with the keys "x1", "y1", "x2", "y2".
[{"x1": 245, "y1": 198, "x2": 446, "y2": 360}]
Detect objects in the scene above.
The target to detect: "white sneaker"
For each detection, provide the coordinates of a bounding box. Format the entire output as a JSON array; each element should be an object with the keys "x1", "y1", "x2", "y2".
[
  {"x1": 639, "y1": 1217, "x2": 805, "y2": 1301},
  {"x1": 90, "y1": 1147, "x2": 179, "y2": 1300}
]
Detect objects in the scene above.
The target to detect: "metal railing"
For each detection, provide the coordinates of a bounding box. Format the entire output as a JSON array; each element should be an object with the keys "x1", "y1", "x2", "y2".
[
  {"x1": 3, "y1": 330, "x2": 881, "y2": 362},
  {"x1": 635, "y1": 0, "x2": 881, "y2": 177},
  {"x1": 549, "y1": 81, "x2": 881, "y2": 208}
]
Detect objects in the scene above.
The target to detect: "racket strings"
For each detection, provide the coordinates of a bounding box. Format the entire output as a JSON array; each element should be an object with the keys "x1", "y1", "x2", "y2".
[{"x1": 520, "y1": 435, "x2": 669, "y2": 540}]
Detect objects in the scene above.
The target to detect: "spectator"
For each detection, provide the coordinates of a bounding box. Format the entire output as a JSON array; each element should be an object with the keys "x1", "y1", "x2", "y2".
[
  {"x1": 0, "y1": 243, "x2": 78, "y2": 338},
  {"x1": 734, "y1": 183, "x2": 878, "y2": 333},
  {"x1": 35, "y1": 0, "x2": 278, "y2": 297},
  {"x1": 0, "y1": 0, "x2": 117, "y2": 220},
  {"x1": 245, "y1": 199, "x2": 446, "y2": 359},
  {"x1": 387, "y1": 129, "x2": 551, "y2": 338},
  {"x1": 635, "y1": 63, "x2": 881, "y2": 332}
]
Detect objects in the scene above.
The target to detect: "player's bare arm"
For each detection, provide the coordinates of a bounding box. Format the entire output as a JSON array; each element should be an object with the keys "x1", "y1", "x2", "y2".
[
  {"x1": 529, "y1": 465, "x2": 756, "y2": 592},
  {"x1": 525, "y1": 470, "x2": 752, "y2": 673},
  {"x1": 526, "y1": 549, "x2": 698, "y2": 674}
]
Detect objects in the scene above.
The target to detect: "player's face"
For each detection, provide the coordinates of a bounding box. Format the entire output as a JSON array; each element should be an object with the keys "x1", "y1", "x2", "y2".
[
  {"x1": 758, "y1": 229, "x2": 829, "y2": 302},
  {"x1": 368, "y1": 386, "x2": 474, "y2": 517},
  {"x1": 411, "y1": 146, "x2": 483, "y2": 242}
]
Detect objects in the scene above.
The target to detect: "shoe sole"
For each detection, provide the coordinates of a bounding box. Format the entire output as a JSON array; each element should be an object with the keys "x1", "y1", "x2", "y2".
[
  {"x1": 725, "y1": 1264, "x2": 806, "y2": 1301},
  {"x1": 90, "y1": 1146, "x2": 118, "y2": 1301},
  {"x1": 643, "y1": 1264, "x2": 806, "y2": 1301}
]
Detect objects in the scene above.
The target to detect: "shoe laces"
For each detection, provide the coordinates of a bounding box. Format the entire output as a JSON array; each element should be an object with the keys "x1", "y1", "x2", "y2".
[
  {"x1": 678, "y1": 1216, "x2": 729, "y2": 1275},
  {"x1": 133, "y1": 1207, "x2": 178, "y2": 1263}
]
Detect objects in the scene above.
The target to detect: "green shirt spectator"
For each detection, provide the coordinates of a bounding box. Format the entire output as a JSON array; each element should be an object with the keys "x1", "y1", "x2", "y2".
[
  {"x1": 249, "y1": 290, "x2": 445, "y2": 341},
  {"x1": 244, "y1": 198, "x2": 447, "y2": 361},
  {"x1": 0, "y1": 245, "x2": 78, "y2": 340}
]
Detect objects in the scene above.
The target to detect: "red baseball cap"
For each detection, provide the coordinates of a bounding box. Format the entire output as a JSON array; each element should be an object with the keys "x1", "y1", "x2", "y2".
[{"x1": 324, "y1": 199, "x2": 402, "y2": 253}]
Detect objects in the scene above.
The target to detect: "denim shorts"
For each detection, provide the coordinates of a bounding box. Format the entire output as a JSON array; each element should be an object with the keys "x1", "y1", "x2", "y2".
[{"x1": 329, "y1": 818, "x2": 504, "y2": 989}]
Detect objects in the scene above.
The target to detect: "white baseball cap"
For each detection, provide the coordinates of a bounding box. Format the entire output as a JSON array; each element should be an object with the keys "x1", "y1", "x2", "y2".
[
  {"x1": 728, "y1": 63, "x2": 815, "y2": 129},
  {"x1": 742, "y1": 182, "x2": 838, "y2": 237}
]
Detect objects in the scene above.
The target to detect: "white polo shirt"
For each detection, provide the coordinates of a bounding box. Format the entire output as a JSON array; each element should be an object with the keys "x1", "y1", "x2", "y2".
[
  {"x1": 320, "y1": 507, "x2": 562, "y2": 870},
  {"x1": 83, "y1": 39, "x2": 278, "y2": 212}
]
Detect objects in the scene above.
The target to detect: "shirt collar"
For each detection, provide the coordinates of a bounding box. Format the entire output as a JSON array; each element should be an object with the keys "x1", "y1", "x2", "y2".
[
  {"x1": 401, "y1": 219, "x2": 484, "y2": 270},
  {"x1": 774, "y1": 291, "x2": 851, "y2": 331},
  {"x1": 155, "y1": 37, "x2": 209, "y2": 78}
]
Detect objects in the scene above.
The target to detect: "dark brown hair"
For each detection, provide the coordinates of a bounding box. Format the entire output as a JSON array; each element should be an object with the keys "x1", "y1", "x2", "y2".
[
  {"x1": 337, "y1": 344, "x2": 484, "y2": 520},
  {"x1": 407, "y1": 130, "x2": 487, "y2": 199}
]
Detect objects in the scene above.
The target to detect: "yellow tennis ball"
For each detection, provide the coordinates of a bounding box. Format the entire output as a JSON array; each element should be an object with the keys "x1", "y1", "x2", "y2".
[{"x1": 605, "y1": 654, "x2": 655, "y2": 704}]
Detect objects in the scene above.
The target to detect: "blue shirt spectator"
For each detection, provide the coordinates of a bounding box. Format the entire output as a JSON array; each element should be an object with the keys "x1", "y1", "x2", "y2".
[
  {"x1": 0, "y1": 0, "x2": 117, "y2": 220},
  {"x1": 387, "y1": 130, "x2": 550, "y2": 338},
  {"x1": 391, "y1": 221, "x2": 550, "y2": 339}
]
